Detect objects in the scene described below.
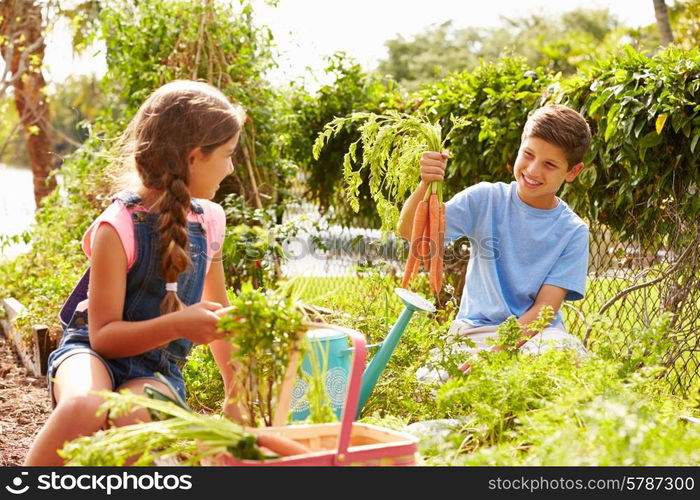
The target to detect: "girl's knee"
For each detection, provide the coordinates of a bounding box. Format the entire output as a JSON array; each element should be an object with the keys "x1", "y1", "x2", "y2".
[{"x1": 55, "y1": 394, "x2": 108, "y2": 429}]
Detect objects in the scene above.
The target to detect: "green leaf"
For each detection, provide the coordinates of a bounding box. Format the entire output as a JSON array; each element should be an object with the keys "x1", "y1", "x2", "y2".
[
  {"x1": 578, "y1": 166, "x2": 597, "y2": 189},
  {"x1": 638, "y1": 130, "x2": 663, "y2": 149},
  {"x1": 691, "y1": 130, "x2": 700, "y2": 154}
]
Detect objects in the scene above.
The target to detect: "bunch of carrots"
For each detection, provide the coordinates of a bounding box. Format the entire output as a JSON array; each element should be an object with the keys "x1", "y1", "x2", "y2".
[
  {"x1": 312, "y1": 111, "x2": 469, "y2": 297},
  {"x1": 402, "y1": 181, "x2": 445, "y2": 296}
]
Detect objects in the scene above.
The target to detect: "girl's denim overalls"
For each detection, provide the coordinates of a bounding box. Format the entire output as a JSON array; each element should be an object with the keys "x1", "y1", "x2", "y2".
[{"x1": 47, "y1": 190, "x2": 208, "y2": 405}]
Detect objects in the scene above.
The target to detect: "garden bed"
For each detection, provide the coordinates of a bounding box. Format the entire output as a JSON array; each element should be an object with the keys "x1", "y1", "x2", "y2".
[{"x1": 0, "y1": 332, "x2": 51, "y2": 465}]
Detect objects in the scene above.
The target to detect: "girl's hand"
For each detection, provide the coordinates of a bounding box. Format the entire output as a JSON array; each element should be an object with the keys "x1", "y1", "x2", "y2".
[
  {"x1": 175, "y1": 301, "x2": 226, "y2": 344},
  {"x1": 420, "y1": 151, "x2": 449, "y2": 184}
]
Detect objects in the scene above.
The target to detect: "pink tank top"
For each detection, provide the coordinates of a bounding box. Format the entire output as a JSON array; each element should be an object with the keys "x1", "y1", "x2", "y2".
[{"x1": 81, "y1": 198, "x2": 226, "y2": 275}]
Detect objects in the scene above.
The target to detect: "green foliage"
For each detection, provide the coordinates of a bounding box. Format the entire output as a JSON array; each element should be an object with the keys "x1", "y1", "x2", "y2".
[
  {"x1": 491, "y1": 305, "x2": 554, "y2": 354},
  {"x1": 376, "y1": 9, "x2": 631, "y2": 89},
  {"x1": 376, "y1": 21, "x2": 484, "y2": 90},
  {"x1": 0, "y1": 97, "x2": 28, "y2": 166},
  {"x1": 558, "y1": 46, "x2": 700, "y2": 238},
  {"x1": 182, "y1": 345, "x2": 225, "y2": 413},
  {"x1": 436, "y1": 350, "x2": 577, "y2": 451},
  {"x1": 285, "y1": 54, "x2": 404, "y2": 225},
  {"x1": 99, "y1": 0, "x2": 291, "y2": 209},
  {"x1": 59, "y1": 390, "x2": 264, "y2": 465},
  {"x1": 219, "y1": 192, "x2": 306, "y2": 292},
  {"x1": 425, "y1": 312, "x2": 699, "y2": 465},
  {"x1": 217, "y1": 285, "x2": 304, "y2": 426},
  {"x1": 313, "y1": 111, "x2": 469, "y2": 234},
  {"x1": 306, "y1": 48, "x2": 700, "y2": 241},
  {"x1": 585, "y1": 313, "x2": 678, "y2": 380},
  {"x1": 674, "y1": 0, "x2": 700, "y2": 50},
  {"x1": 49, "y1": 74, "x2": 105, "y2": 157}
]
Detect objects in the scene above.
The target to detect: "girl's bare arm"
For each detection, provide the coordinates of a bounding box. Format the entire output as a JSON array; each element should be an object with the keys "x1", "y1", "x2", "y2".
[{"x1": 87, "y1": 224, "x2": 223, "y2": 358}]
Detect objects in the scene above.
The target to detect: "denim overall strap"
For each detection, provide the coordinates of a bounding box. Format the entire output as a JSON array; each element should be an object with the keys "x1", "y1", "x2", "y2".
[
  {"x1": 120, "y1": 194, "x2": 208, "y2": 364},
  {"x1": 57, "y1": 190, "x2": 207, "y2": 333}
]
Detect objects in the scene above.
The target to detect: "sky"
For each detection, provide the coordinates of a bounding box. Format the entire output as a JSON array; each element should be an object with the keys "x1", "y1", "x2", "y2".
[{"x1": 42, "y1": 0, "x2": 661, "y2": 89}]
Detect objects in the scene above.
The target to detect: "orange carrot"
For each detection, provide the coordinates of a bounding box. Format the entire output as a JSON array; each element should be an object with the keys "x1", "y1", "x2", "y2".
[
  {"x1": 428, "y1": 193, "x2": 440, "y2": 295},
  {"x1": 256, "y1": 433, "x2": 312, "y2": 457},
  {"x1": 434, "y1": 202, "x2": 446, "y2": 293},
  {"x1": 419, "y1": 207, "x2": 430, "y2": 273},
  {"x1": 402, "y1": 200, "x2": 428, "y2": 288}
]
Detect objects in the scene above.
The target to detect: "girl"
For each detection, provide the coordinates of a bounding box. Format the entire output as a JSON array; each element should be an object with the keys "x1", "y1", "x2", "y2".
[{"x1": 25, "y1": 80, "x2": 246, "y2": 465}]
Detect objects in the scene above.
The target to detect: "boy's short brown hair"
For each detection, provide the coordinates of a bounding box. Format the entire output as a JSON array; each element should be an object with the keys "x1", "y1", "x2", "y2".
[{"x1": 522, "y1": 104, "x2": 591, "y2": 168}]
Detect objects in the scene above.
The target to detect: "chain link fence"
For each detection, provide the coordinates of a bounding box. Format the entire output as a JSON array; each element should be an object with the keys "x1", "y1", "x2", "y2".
[{"x1": 281, "y1": 182, "x2": 700, "y2": 395}]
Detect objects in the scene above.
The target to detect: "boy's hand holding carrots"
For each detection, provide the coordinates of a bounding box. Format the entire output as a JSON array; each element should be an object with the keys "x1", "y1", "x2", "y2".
[
  {"x1": 419, "y1": 151, "x2": 449, "y2": 183},
  {"x1": 401, "y1": 151, "x2": 451, "y2": 295}
]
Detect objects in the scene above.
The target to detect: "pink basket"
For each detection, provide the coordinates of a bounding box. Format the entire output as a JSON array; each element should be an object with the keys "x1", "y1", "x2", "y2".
[{"x1": 215, "y1": 327, "x2": 419, "y2": 466}]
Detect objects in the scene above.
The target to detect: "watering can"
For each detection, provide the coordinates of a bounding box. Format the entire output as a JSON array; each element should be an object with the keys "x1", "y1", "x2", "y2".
[{"x1": 289, "y1": 288, "x2": 435, "y2": 421}]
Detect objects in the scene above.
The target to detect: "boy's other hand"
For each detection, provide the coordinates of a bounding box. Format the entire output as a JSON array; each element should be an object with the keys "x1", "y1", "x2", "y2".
[{"x1": 420, "y1": 151, "x2": 449, "y2": 183}]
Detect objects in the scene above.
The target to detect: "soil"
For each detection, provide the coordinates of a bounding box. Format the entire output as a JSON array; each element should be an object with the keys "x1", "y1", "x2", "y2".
[{"x1": 0, "y1": 332, "x2": 51, "y2": 466}]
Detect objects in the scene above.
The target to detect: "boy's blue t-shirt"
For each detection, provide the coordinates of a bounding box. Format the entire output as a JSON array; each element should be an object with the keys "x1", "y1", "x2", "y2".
[{"x1": 444, "y1": 181, "x2": 589, "y2": 329}]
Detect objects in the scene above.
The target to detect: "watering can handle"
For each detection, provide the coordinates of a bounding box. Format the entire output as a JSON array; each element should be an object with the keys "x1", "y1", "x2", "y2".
[{"x1": 332, "y1": 325, "x2": 367, "y2": 465}]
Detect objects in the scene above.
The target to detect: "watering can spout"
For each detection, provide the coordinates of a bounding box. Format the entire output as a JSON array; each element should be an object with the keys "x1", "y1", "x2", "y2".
[{"x1": 357, "y1": 288, "x2": 436, "y2": 417}]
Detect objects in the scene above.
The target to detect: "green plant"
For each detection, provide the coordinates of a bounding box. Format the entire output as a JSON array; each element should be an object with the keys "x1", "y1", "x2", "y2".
[
  {"x1": 182, "y1": 345, "x2": 225, "y2": 412},
  {"x1": 285, "y1": 53, "x2": 404, "y2": 226},
  {"x1": 557, "y1": 45, "x2": 700, "y2": 240},
  {"x1": 586, "y1": 312, "x2": 678, "y2": 380},
  {"x1": 59, "y1": 390, "x2": 264, "y2": 465},
  {"x1": 219, "y1": 192, "x2": 305, "y2": 291},
  {"x1": 491, "y1": 305, "x2": 555, "y2": 354},
  {"x1": 217, "y1": 285, "x2": 304, "y2": 426},
  {"x1": 313, "y1": 111, "x2": 470, "y2": 234}
]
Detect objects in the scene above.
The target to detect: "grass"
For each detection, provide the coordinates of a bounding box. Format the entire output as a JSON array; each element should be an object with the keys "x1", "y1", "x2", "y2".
[{"x1": 288, "y1": 273, "x2": 664, "y2": 335}]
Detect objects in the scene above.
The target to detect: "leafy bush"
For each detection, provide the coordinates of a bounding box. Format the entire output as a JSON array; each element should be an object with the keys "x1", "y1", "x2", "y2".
[
  {"x1": 299, "y1": 48, "x2": 700, "y2": 243},
  {"x1": 182, "y1": 345, "x2": 225, "y2": 413},
  {"x1": 557, "y1": 46, "x2": 700, "y2": 238},
  {"x1": 285, "y1": 54, "x2": 405, "y2": 225},
  {"x1": 423, "y1": 314, "x2": 699, "y2": 465}
]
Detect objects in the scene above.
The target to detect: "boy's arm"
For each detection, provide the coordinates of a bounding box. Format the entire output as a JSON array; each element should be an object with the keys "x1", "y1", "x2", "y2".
[
  {"x1": 484, "y1": 285, "x2": 567, "y2": 355},
  {"x1": 516, "y1": 284, "x2": 568, "y2": 339},
  {"x1": 397, "y1": 151, "x2": 449, "y2": 239}
]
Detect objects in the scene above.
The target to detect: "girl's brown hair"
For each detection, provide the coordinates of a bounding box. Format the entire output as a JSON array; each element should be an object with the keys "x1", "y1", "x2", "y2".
[{"x1": 121, "y1": 80, "x2": 245, "y2": 314}]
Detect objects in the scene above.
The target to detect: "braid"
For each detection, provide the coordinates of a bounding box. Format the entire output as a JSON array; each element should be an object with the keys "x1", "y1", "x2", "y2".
[
  {"x1": 158, "y1": 176, "x2": 191, "y2": 314},
  {"x1": 121, "y1": 80, "x2": 246, "y2": 315}
]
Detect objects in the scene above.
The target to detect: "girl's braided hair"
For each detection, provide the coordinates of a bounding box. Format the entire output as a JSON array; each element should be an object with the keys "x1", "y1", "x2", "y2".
[{"x1": 122, "y1": 80, "x2": 245, "y2": 314}]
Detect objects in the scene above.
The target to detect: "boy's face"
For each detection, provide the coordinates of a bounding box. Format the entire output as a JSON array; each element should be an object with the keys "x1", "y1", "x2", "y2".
[{"x1": 513, "y1": 136, "x2": 584, "y2": 209}]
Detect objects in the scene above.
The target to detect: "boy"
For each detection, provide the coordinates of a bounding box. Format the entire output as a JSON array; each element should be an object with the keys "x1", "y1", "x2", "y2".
[{"x1": 398, "y1": 105, "x2": 591, "y2": 372}]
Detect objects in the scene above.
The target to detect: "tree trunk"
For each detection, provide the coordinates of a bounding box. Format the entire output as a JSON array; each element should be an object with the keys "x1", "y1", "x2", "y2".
[
  {"x1": 0, "y1": 0, "x2": 56, "y2": 208},
  {"x1": 653, "y1": 0, "x2": 675, "y2": 45}
]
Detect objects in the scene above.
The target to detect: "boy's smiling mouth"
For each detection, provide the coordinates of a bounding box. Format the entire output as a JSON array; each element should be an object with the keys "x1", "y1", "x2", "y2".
[{"x1": 522, "y1": 174, "x2": 543, "y2": 188}]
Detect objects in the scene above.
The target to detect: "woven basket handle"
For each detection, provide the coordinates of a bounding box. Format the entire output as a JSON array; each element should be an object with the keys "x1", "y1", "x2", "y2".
[{"x1": 333, "y1": 326, "x2": 367, "y2": 465}]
